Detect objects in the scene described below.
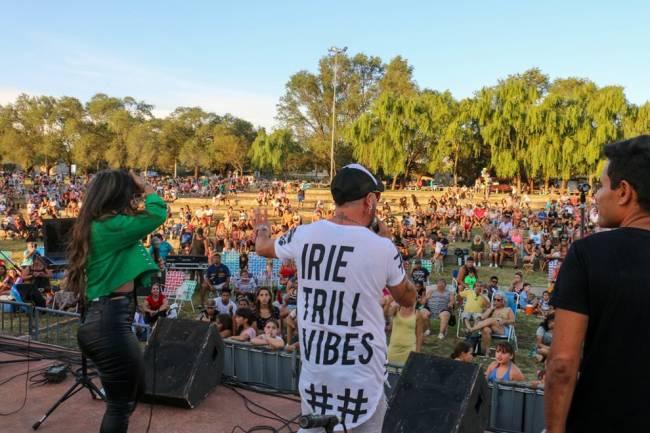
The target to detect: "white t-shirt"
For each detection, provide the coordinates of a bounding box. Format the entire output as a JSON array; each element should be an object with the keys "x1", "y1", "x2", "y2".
[
  {"x1": 214, "y1": 299, "x2": 237, "y2": 316},
  {"x1": 274, "y1": 220, "x2": 405, "y2": 430}
]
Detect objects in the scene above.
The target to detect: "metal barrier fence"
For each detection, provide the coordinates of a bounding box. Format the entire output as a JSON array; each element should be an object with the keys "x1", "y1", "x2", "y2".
[
  {"x1": 223, "y1": 339, "x2": 300, "y2": 393},
  {"x1": 0, "y1": 300, "x2": 151, "y2": 348},
  {"x1": 489, "y1": 381, "x2": 545, "y2": 433}
]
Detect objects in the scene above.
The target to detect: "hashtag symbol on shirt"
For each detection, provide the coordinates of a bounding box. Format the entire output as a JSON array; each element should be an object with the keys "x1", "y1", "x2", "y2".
[
  {"x1": 336, "y1": 388, "x2": 368, "y2": 424},
  {"x1": 304, "y1": 384, "x2": 333, "y2": 414}
]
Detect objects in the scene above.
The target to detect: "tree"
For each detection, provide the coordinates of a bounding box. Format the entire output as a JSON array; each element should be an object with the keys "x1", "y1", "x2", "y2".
[
  {"x1": 126, "y1": 119, "x2": 161, "y2": 171},
  {"x1": 211, "y1": 123, "x2": 250, "y2": 176},
  {"x1": 348, "y1": 91, "x2": 454, "y2": 188},
  {"x1": 53, "y1": 97, "x2": 85, "y2": 170},
  {"x1": 527, "y1": 78, "x2": 598, "y2": 188},
  {"x1": 625, "y1": 101, "x2": 650, "y2": 137},
  {"x1": 428, "y1": 97, "x2": 483, "y2": 185},
  {"x1": 276, "y1": 50, "x2": 385, "y2": 169},
  {"x1": 249, "y1": 128, "x2": 302, "y2": 173},
  {"x1": 378, "y1": 56, "x2": 417, "y2": 97},
  {"x1": 172, "y1": 107, "x2": 219, "y2": 178},
  {"x1": 474, "y1": 68, "x2": 550, "y2": 187}
]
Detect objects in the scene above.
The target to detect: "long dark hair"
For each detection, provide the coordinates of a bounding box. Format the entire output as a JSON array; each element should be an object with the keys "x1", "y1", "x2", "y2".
[
  {"x1": 254, "y1": 287, "x2": 273, "y2": 313},
  {"x1": 450, "y1": 342, "x2": 472, "y2": 360},
  {"x1": 66, "y1": 170, "x2": 143, "y2": 300}
]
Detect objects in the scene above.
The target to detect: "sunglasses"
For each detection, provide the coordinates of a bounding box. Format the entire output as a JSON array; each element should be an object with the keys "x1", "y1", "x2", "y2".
[{"x1": 494, "y1": 298, "x2": 504, "y2": 301}]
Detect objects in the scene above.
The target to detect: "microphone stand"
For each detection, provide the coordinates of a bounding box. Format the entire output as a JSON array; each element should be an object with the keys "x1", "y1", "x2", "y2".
[{"x1": 32, "y1": 302, "x2": 105, "y2": 430}]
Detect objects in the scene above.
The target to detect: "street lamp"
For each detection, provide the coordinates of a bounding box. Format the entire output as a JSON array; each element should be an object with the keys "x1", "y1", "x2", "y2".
[{"x1": 328, "y1": 46, "x2": 347, "y2": 181}]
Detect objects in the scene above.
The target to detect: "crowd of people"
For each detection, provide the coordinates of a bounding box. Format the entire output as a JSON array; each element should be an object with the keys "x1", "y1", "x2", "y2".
[{"x1": 0, "y1": 169, "x2": 590, "y2": 384}]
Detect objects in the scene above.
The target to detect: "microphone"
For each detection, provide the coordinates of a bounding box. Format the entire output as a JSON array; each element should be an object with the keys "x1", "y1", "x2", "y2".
[{"x1": 298, "y1": 414, "x2": 340, "y2": 429}]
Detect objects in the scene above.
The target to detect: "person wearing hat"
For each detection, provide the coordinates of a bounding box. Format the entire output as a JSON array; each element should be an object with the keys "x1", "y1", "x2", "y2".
[{"x1": 254, "y1": 163, "x2": 416, "y2": 433}]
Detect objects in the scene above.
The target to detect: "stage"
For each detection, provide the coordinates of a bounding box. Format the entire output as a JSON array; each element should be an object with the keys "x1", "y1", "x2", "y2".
[{"x1": 0, "y1": 351, "x2": 301, "y2": 433}]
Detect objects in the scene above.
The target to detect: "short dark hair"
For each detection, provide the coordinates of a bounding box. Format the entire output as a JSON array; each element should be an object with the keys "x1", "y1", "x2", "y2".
[{"x1": 604, "y1": 135, "x2": 650, "y2": 212}]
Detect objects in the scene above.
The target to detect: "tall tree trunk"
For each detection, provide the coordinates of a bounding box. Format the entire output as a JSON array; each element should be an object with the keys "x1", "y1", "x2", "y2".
[
  {"x1": 194, "y1": 165, "x2": 199, "y2": 179},
  {"x1": 391, "y1": 176, "x2": 398, "y2": 190}
]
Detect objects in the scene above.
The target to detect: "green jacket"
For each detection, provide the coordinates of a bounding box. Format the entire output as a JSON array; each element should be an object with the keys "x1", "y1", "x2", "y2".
[{"x1": 86, "y1": 193, "x2": 168, "y2": 300}]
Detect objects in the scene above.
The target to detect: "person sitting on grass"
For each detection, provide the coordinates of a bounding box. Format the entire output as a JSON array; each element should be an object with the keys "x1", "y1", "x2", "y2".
[
  {"x1": 535, "y1": 290, "x2": 554, "y2": 318},
  {"x1": 499, "y1": 236, "x2": 519, "y2": 268},
  {"x1": 450, "y1": 341, "x2": 474, "y2": 362},
  {"x1": 466, "y1": 291, "x2": 515, "y2": 355},
  {"x1": 485, "y1": 342, "x2": 526, "y2": 382},
  {"x1": 250, "y1": 319, "x2": 285, "y2": 349},
  {"x1": 535, "y1": 313, "x2": 555, "y2": 362},
  {"x1": 228, "y1": 307, "x2": 256, "y2": 342},
  {"x1": 142, "y1": 282, "x2": 169, "y2": 325}
]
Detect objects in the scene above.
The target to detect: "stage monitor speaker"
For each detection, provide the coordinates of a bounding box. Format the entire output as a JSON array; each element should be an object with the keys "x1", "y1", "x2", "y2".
[
  {"x1": 43, "y1": 217, "x2": 75, "y2": 261},
  {"x1": 383, "y1": 353, "x2": 489, "y2": 433},
  {"x1": 142, "y1": 318, "x2": 224, "y2": 408}
]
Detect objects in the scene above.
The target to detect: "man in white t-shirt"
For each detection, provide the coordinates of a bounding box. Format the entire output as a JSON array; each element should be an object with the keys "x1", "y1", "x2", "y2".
[{"x1": 254, "y1": 164, "x2": 417, "y2": 433}]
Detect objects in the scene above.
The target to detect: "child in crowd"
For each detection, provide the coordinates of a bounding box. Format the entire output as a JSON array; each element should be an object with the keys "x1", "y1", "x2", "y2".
[
  {"x1": 535, "y1": 290, "x2": 553, "y2": 317},
  {"x1": 250, "y1": 319, "x2": 285, "y2": 349},
  {"x1": 450, "y1": 342, "x2": 474, "y2": 362},
  {"x1": 217, "y1": 314, "x2": 233, "y2": 339},
  {"x1": 485, "y1": 342, "x2": 526, "y2": 383},
  {"x1": 229, "y1": 307, "x2": 256, "y2": 342},
  {"x1": 196, "y1": 299, "x2": 218, "y2": 322}
]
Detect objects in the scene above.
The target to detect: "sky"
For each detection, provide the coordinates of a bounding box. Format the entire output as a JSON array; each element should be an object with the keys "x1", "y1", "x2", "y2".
[{"x1": 1, "y1": 0, "x2": 648, "y2": 128}]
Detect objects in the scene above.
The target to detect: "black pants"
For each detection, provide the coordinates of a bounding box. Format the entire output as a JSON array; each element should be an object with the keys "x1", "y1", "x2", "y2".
[{"x1": 78, "y1": 296, "x2": 143, "y2": 433}]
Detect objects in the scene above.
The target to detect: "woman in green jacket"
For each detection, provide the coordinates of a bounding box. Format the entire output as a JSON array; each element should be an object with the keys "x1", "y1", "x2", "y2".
[{"x1": 67, "y1": 170, "x2": 167, "y2": 433}]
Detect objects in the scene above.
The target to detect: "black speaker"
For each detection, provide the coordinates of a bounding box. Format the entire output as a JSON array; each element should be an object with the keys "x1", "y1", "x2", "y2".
[
  {"x1": 383, "y1": 353, "x2": 489, "y2": 433},
  {"x1": 15, "y1": 284, "x2": 46, "y2": 308},
  {"x1": 43, "y1": 218, "x2": 75, "y2": 258},
  {"x1": 142, "y1": 318, "x2": 224, "y2": 408}
]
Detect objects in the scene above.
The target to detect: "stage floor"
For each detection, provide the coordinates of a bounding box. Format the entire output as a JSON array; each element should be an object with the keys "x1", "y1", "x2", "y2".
[{"x1": 0, "y1": 352, "x2": 300, "y2": 433}]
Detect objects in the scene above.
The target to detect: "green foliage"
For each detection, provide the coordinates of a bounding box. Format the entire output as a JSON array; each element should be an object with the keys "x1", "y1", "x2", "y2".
[
  {"x1": 0, "y1": 58, "x2": 646, "y2": 184},
  {"x1": 348, "y1": 90, "x2": 456, "y2": 187},
  {"x1": 276, "y1": 50, "x2": 385, "y2": 170},
  {"x1": 249, "y1": 128, "x2": 302, "y2": 173}
]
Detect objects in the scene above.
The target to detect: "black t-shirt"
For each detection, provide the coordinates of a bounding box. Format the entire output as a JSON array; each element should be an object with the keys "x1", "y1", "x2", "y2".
[
  {"x1": 411, "y1": 267, "x2": 430, "y2": 284},
  {"x1": 551, "y1": 228, "x2": 650, "y2": 433}
]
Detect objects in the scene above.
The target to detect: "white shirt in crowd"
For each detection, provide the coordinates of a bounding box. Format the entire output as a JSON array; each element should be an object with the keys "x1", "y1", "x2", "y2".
[
  {"x1": 275, "y1": 220, "x2": 405, "y2": 431},
  {"x1": 215, "y1": 298, "x2": 237, "y2": 316}
]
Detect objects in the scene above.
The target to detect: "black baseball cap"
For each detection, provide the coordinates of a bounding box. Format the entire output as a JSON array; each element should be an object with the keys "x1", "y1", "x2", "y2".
[{"x1": 331, "y1": 163, "x2": 384, "y2": 205}]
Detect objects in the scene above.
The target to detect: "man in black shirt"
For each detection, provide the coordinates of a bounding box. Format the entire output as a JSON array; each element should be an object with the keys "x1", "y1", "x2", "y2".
[
  {"x1": 411, "y1": 259, "x2": 430, "y2": 285},
  {"x1": 546, "y1": 136, "x2": 650, "y2": 433}
]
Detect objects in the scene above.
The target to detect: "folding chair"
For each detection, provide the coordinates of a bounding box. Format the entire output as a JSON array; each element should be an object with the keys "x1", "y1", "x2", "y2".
[
  {"x1": 451, "y1": 269, "x2": 459, "y2": 293},
  {"x1": 175, "y1": 279, "x2": 197, "y2": 312},
  {"x1": 163, "y1": 270, "x2": 187, "y2": 300},
  {"x1": 490, "y1": 291, "x2": 519, "y2": 351}
]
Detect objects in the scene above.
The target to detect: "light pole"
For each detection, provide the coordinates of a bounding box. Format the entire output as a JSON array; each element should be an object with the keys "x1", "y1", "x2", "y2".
[{"x1": 328, "y1": 46, "x2": 347, "y2": 181}]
